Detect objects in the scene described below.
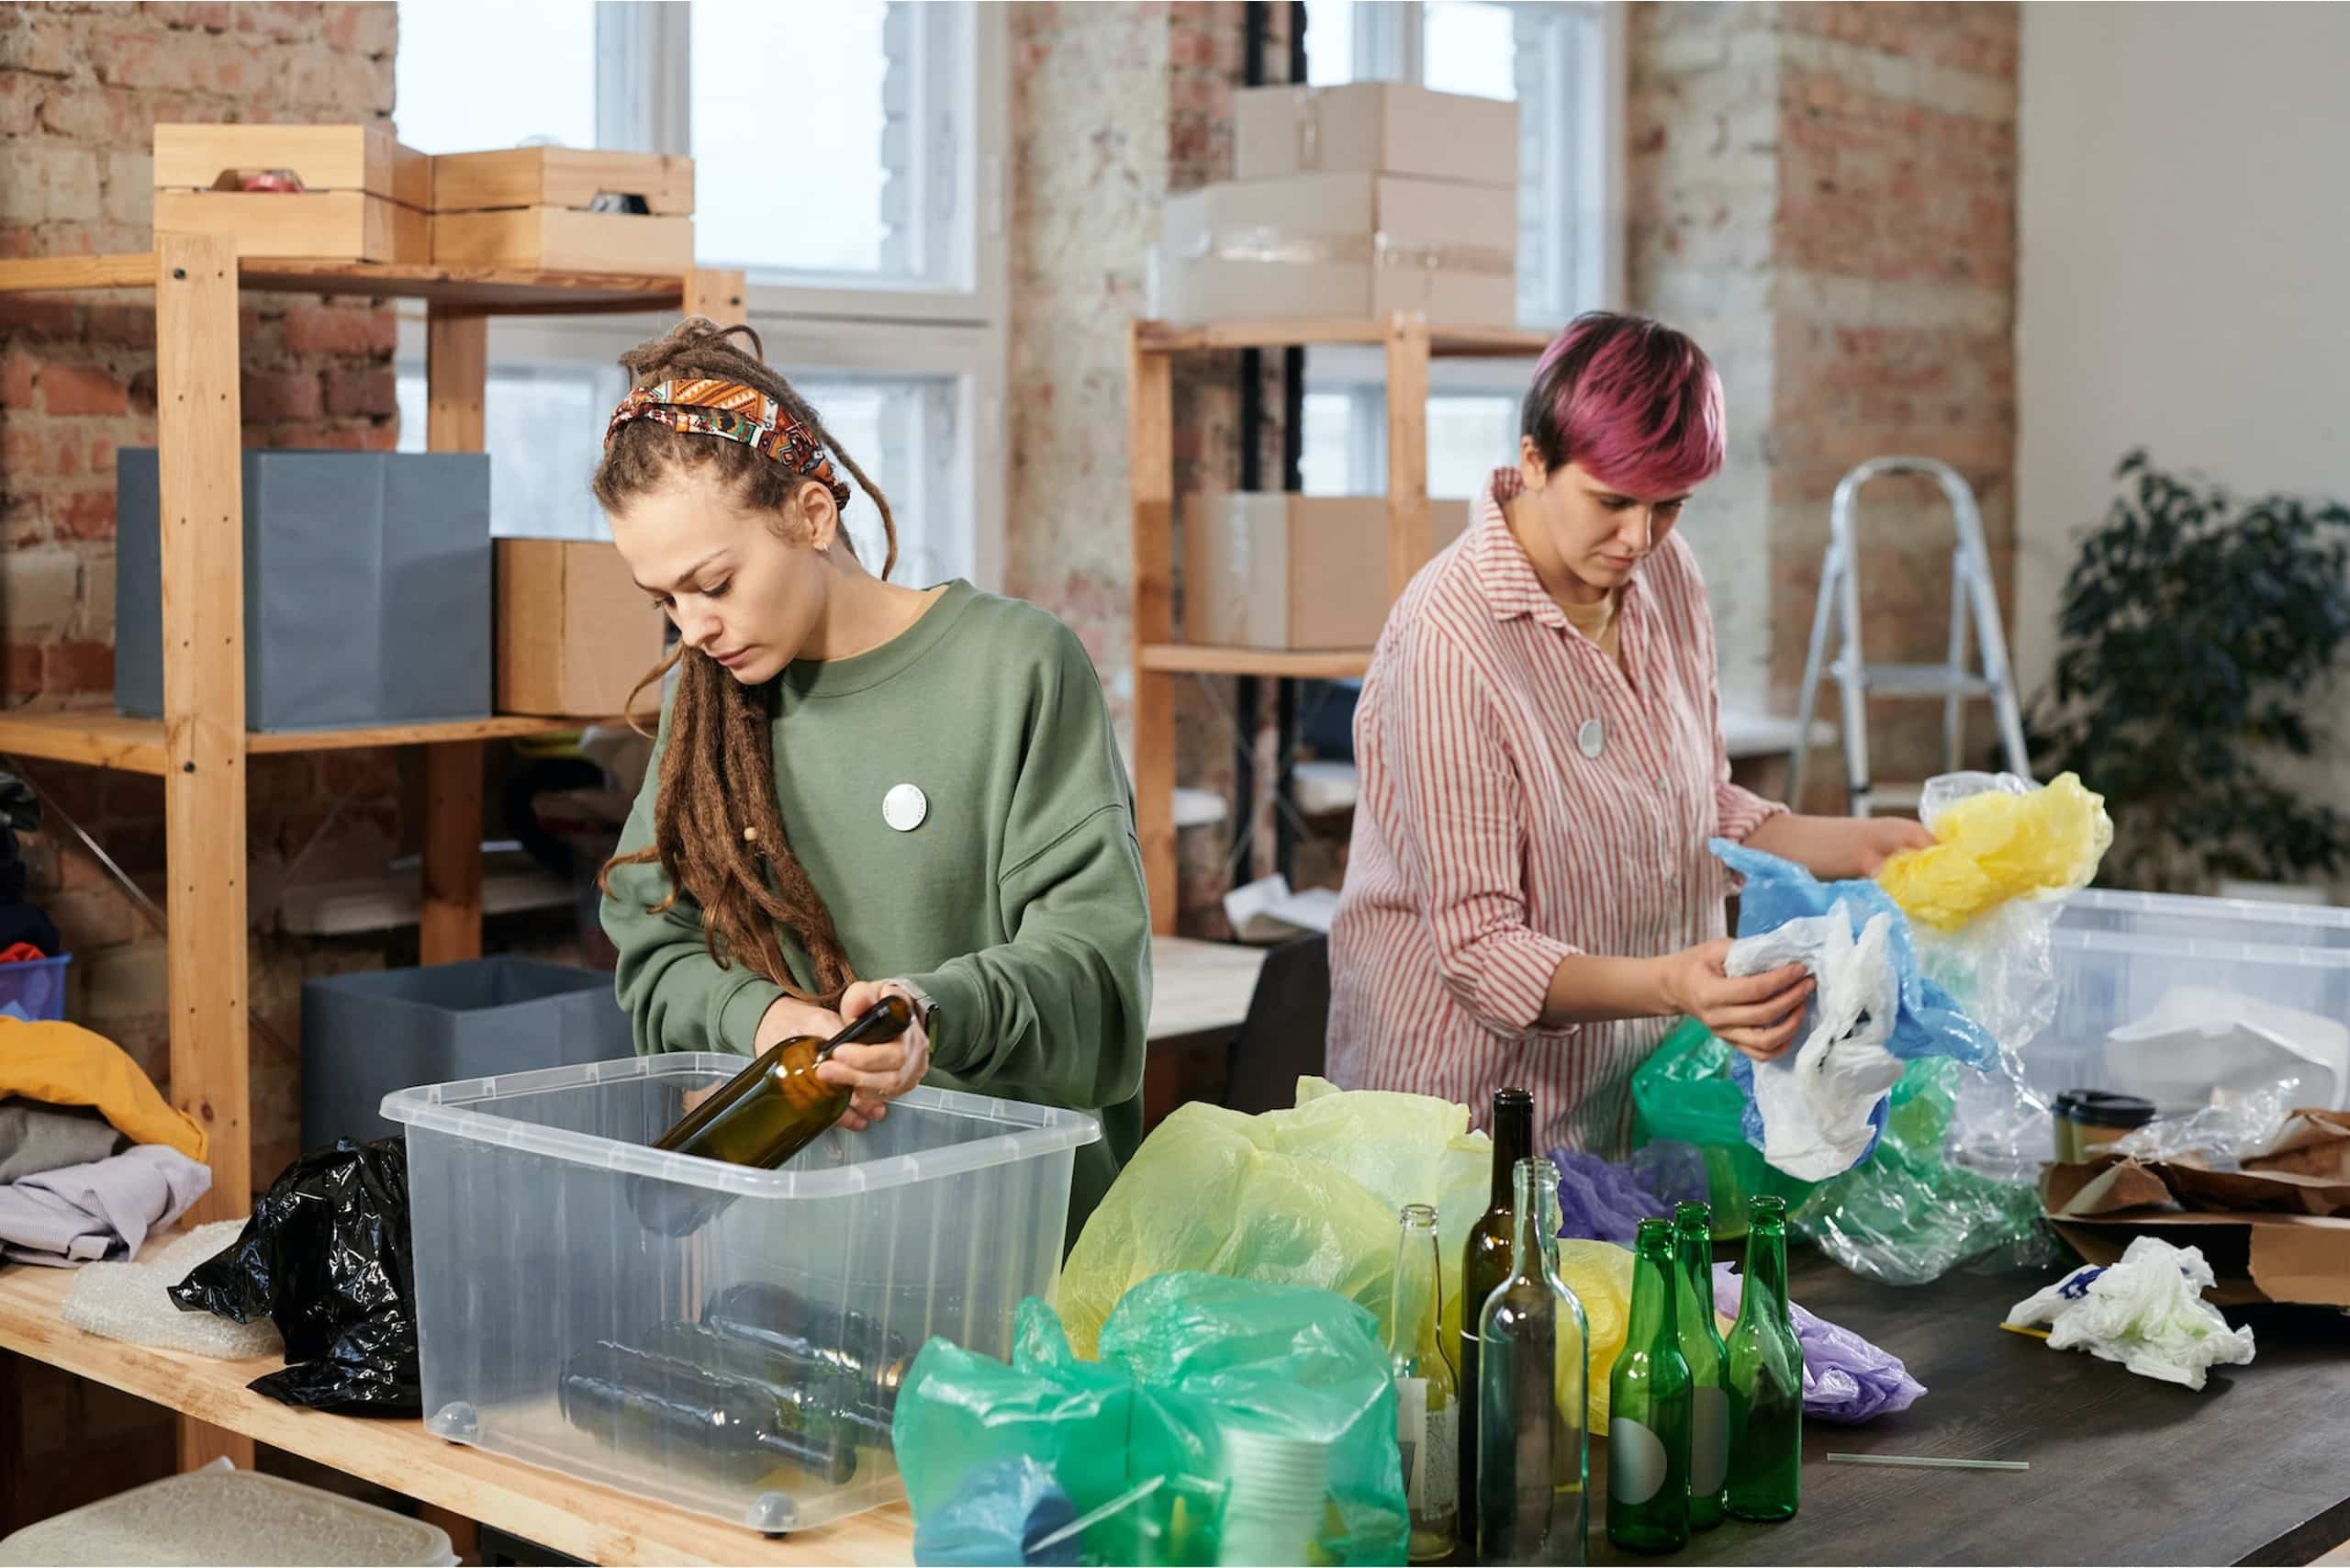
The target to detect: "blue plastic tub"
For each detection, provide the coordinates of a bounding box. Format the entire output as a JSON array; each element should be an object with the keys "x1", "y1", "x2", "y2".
[{"x1": 0, "y1": 953, "x2": 71, "y2": 1022}]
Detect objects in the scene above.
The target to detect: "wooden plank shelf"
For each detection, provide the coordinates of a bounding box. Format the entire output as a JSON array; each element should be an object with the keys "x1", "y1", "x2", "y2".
[
  {"x1": 0, "y1": 253, "x2": 688, "y2": 312},
  {"x1": 0, "y1": 712, "x2": 614, "y2": 774},
  {"x1": 1137, "y1": 644, "x2": 1372, "y2": 680},
  {"x1": 1134, "y1": 316, "x2": 1554, "y2": 358}
]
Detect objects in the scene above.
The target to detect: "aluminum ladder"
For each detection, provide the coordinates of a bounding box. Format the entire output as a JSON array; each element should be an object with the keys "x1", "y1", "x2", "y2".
[{"x1": 1788, "y1": 457, "x2": 2033, "y2": 815}]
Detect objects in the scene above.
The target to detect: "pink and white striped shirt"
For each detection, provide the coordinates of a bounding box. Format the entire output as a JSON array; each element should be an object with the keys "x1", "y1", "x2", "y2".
[{"x1": 1326, "y1": 476, "x2": 1785, "y2": 1158}]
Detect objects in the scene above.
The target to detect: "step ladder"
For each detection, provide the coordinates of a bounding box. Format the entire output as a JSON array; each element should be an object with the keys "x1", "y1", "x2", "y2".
[{"x1": 1788, "y1": 457, "x2": 2033, "y2": 815}]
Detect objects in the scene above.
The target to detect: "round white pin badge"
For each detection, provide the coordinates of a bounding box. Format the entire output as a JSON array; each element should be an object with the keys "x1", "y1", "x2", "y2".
[
  {"x1": 883, "y1": 783, "x2": 928, "y2": 833},
  {"x1": 1577, "y1": 718, "x2": 1606, "y2": 759}
]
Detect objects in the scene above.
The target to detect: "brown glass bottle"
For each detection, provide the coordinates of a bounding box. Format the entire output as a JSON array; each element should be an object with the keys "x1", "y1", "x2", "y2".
[
  {"x1": 702, "y1": 1281, "x2": 914, "y2": 1421},
  {"x1": 639, "y1": 1320, "x2": 897, "y2": 1449},
  {"x1": 1458, "y1": 1086, "x2": 1536, "y2": 1531},
  {"x1": 632, "y1": 995, "x2": 914, "y2": 1237}
]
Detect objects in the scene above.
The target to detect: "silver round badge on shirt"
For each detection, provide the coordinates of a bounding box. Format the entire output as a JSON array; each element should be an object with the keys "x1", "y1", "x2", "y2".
[
  {"x1": 1577, "y1": 717, "x2": 1606, "y2": 759},
  {"x1": 883, "y1": 783, "x2": 928, "y2": 833}
]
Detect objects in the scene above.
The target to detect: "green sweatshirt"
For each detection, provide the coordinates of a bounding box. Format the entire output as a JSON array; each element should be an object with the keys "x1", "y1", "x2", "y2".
[{"x1": 600, "y1": 581, "x2": 1152, "y2": 1244}]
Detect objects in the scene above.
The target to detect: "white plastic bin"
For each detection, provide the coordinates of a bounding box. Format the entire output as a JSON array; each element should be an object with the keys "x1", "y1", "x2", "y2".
[
  {"x1": 2038, "y1": 924, "x2": 2350, "y2": 1112},
  {"x1": 384, "y1": 1056, "x2": 1099, "y2": 1533},
  {"x1": 2059, "y1": 887, "x2": 2350, "y2": 951}
]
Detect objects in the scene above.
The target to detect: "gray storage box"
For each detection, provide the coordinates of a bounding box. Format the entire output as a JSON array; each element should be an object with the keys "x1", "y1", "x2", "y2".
[
  {"x1": 116, "y1": 448, "x2": 492, "y2": 731},
  {"x1": 302, "y1": 956, "x2": 637, "y2": 1149}
]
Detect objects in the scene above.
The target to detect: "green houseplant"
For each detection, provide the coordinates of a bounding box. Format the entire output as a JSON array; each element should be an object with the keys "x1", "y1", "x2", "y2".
[{"x1": 2028, "y1": 451, "x2": 2350, "y2": 893}]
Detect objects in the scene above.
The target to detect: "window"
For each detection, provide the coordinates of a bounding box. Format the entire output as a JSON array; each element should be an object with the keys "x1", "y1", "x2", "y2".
[
  {"x1": 1300, "y1": 0, "x2": 1623, "y2": 327},
  {"x1": 1299, "y1": 385, "x2": 1516, "y2": 500},
  {"x1": 391, "y1": 2, "x2": 1004, "y2": 586}
]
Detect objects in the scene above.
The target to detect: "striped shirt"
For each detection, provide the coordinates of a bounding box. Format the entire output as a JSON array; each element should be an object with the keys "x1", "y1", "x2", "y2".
[{"x1": 1326, "y1": 475, "x2": 1786, "y2": 1158}]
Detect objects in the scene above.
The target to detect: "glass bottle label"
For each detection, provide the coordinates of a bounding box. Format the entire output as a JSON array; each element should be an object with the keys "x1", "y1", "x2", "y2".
[
  {"x1": 1421, "y1": 1401, "x2": 1459, "y2": 1513},
  {"x1": 1691, "y1": 1385, "x2": 1729, "y2": 1495},
  {"x1": 1398, "y1": 1377, "x2": 1427, "y2": 1504},
  {"x1": 1609, "y1": 1417, "x2": 1670, "y2": 1505}
]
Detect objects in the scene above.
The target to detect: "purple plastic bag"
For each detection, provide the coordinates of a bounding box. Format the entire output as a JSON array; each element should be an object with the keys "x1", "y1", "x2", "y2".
[
  {"x1": 1714, "y1": 1261, "x2": 1925, "y2": 1423},
  {"x1": 1548, "y1": 1142, "x2": 1708, "y2": 1243}
]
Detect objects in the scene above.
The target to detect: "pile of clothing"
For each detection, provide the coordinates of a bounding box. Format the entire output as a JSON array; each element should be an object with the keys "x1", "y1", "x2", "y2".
[{"x1": 0, "y1": 1019, "x2": 211, "y2": 1265}]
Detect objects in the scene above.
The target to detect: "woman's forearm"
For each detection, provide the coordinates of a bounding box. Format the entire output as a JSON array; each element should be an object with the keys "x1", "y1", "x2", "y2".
[
  {"x1": 1742, "y1": 812, "x2": 1861, "y2": 879},
  {"x1": 1539, "y1": 952, "x2": 1672, "y2": 1029}
]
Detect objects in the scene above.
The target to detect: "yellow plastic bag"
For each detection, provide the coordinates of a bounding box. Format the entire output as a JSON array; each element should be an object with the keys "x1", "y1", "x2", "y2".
[
  {"x1": 1061, "y1": 1078, "x2": 1491, "y2": 1361},
  {"x1": 1875, "y1": 771, "x2": 2113, "y2": 932}
]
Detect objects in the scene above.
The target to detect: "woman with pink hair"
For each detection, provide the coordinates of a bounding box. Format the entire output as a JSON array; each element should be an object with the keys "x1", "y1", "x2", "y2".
[{"x1": 1326, "y1": 310, "x2": 1930, "y2": 1158}]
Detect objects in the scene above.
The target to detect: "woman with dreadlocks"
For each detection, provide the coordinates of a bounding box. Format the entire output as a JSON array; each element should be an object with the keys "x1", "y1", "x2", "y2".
[{"x1": 597, "y1": 318, "x2": 1150, "y2": 1240}]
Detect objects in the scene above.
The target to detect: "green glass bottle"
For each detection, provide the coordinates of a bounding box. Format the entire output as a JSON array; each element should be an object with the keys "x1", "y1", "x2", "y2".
[
  {"x1": 702, "y1": 1281, "x2": 915, "y2": 1422},
  {"x1": 632, "y1": 995, "x2": 914, "y2": 1237},
  {"x1": 559, "y1": 1340, "x2": 858, "y2": 1485},
  {"x1": 1385, "y1": 1203, "x2": 1460, "y2": 1562},
  {"x1": 1474, "y1": 1157, "x2": 1588, "y2": 1567},
  {"x1": 1458, "y1": 1087, "x2": 1536, "y2": 1528},
  {"x1": 1607, "y1": 1217, "x2": 1693, "y2": 1555},
  {"x1": 1724, "y1": 1194, "x2": 1803, "y2": 1522},
  {"x1": 637, "y1": 1319, "x2": 896, "y2": 1449},
  {"x1": 1673, "y1": 1201, "x2": 1729, "y2": 1530}
]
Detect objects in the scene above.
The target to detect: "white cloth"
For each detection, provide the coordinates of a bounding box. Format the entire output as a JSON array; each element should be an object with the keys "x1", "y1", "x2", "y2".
[
  {"x1": 0, "y1": 1144, "x2": 212, "y2": 1266},
  {"x1": 1728, "y1": 906, "x2": 1906, "y2": 1182},
  {"x1": 2006, "y1": 1236, "x2": 2256, "y2": 1391}
]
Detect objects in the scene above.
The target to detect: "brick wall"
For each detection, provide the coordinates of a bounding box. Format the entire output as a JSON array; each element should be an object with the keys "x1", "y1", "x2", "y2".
[
  {"x1": 1628, "y1": 1, "x2": 2020, "y2": 807},
  {"x1": 1008, "y1": 1, "x2": 1297, "y2": 928},
  {"x1": 0, "y1": 1, "x2": 408, "y2": 1178}
]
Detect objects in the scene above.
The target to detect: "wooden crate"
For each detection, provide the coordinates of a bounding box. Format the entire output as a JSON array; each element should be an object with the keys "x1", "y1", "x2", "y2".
[
  {"x1": 152, "y1": 123, "x2": 431, "y2": 263},
  {"x1": 431, "y1": 148, "x2": 693, "y2": 272}
]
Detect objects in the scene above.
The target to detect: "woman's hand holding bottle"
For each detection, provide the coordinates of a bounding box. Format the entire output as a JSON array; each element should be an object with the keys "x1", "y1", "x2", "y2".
[{"x1": 818, "y1": 980, "x2": 933, "y2": 1129}]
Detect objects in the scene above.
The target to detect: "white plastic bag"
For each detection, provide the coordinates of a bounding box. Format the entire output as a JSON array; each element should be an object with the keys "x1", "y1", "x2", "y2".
[
  {"x1": 2005, "y1": 1237, "x2": 2255, "y2": 1391},
  {"x1": 1727, "y1": 909, "x2": 1905, "y2": 1182}
]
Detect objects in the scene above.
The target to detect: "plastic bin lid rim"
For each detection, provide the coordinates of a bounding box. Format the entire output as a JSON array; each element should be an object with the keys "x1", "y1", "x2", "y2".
[
  {"x1": 2053, "y1": 924, "x2": 2350, "y2": 969},
  {"x1": 379, "y1": 1052, "x2": 1104, "y2": 1199}
]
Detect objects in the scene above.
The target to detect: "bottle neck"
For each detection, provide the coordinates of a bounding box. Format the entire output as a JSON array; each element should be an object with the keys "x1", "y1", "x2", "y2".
[
  {"x1": 1674, "y1": 1224, "x2": 1713, "y2": 1316},
  {"x1": 1628, "y1": 1236, "x2": 1680, "y2": 1347},
  {"x1": 1488, "y1": 1100, "x2": 1533, "y2": 1209},
  {"x1": 1505, "y1": 1159, "x2": 1556, "y2": 1284},
  {"x1": 1389, "y1": 1220, "x2": 1440, "y2": 1353},
  {"x1": 1740, "y1": 1219, "x2": 1789, "y2": 1320}
]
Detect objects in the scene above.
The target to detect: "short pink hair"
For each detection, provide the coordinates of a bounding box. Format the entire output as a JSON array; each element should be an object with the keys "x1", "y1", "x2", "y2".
[{"x1": 1521, "y1": 311, "x2": 1726, "y2": 496}]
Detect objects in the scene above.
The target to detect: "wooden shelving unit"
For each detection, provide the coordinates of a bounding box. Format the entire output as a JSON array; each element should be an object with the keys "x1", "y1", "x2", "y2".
[
  {"x1": 0, "y1": 246, "x2": 744, "y2": 1217},
  {"x1": 1127, "y1": 312, "x2": 1553, "y2": 932}
]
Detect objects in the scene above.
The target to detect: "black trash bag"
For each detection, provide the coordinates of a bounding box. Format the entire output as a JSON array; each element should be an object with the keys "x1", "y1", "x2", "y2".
[{"x1": 168, "y1": 1137, "x2": 420, "y2": 1416}]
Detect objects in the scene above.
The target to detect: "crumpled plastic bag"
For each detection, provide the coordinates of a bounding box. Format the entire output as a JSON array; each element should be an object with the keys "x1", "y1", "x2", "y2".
[
  {"x1": 1630, "y1": 1020, "x2": 1832, "y2": 1228},
  {"x1": 1061, "y1": 1079, "x2": 1490, "y2": 1360},
  {"x1": 1549, "y1": 1144, "x2": 1708, "y2": 1244},
  {"x1": 1710, "y1": 1262, "x2": 1923, "y2": 1422},
  {"x1": 912, "y1": 1456, "x2": 1083, "y2": 1566},
  {"x1": 2004, "y1": 1237, "x2": 2255, "y2": 1391},
  {"x1": 1876, "y1": 771, "x2": 2112, "y2": 933},
  {"x1": 1714, "y1": 840, "x2": 1998, "y2": 1182},
  {"x1": 894, "y1": 1273, "x2": 1405, "y2": 1565},
  {"x1": 168, "y1": 1137, "x2": 419, "y2": 1415}
]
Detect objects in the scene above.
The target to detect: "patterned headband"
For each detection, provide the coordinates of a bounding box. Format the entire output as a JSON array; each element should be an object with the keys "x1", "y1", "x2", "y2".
[{"x1": 604, "y1": 377, "x2": 853, "y2": 510}]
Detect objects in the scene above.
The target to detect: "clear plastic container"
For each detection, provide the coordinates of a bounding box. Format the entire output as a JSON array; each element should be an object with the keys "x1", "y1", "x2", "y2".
[
  {"x1": 384, "y1": 1055, "x2": 1100, "y2": 1534},
  {"x1": 2036, "y1": 924, "x2": 2350, "y2": 1113},
  {"x1": 0, "y1": 1463, "x2": 455, "y2": 1565},
  {"x1": 2058, "y1": 887, "x2": 2350, "y2": 950}
]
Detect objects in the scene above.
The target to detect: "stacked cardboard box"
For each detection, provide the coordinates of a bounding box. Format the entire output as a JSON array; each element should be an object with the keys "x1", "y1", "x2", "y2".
[{"x1": 1154, "y1": 84, "x2": 1519, "y2": 328}]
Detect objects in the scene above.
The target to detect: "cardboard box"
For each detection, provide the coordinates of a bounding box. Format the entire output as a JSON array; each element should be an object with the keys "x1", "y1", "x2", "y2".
[
  {"x1": 496, "y1": 539, "x2": 668, "y2": 719},
  {"x1": 1157, "y1": 173, "x2": 1516, "y2": 327},
  {"x1": 1237, "y1": 83, "x2": 1519, "y2": 188},
  {"x1": 431, "y1": 148, "x2": 694, "y2": 272},
  {"x1": 2042, "y1": 1154, "x2": 2350, "y2": 1308},
  {"x1": 1183, "y1": 494, "x2": 1469, "y2": 650},
  {"x1": 151, "y1": 122, "x2": 431, "y2": 263},
  {"x1": 115, "y1": 450, "x2": 490, "y2": 731}
]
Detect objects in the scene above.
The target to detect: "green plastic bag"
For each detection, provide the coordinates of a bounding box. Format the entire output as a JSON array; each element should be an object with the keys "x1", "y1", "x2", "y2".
[
  {"x1": 1061, "y1": 1078, "x2": 1492, "y2": 1361},
  {"x1": 1630, "y1": 1019, "x2": 1823, "y2": 1232},
  {"x1": 893, "y1": 1273, "x2": 1408, "y2": 1565}
]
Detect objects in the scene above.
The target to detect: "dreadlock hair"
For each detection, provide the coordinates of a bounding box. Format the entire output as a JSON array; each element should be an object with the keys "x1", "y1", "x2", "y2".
[{"x1": 594, "y1": 317, "x2": 897, "y2": 1008}]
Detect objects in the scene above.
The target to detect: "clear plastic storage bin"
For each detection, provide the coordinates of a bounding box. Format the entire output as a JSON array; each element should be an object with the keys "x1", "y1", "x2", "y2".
[
  {"x1": 2037, "y1": 924, "x2": 2350, "y2": 1113},
  {"x1": 384, "y1": 1055, "x2": 1100, "y2": 1533},
  {"x1": 2058, "y1": 887, "x2": 2350, "y2": 951}
]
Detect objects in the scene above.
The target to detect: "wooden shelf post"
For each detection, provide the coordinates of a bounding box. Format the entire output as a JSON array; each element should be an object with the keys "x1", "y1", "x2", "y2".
[
  {"x1": 1128, "y1": 325, "x2": 1178, "y2": 934},
  {"x1": 153, "y1": 232, "x2": 256, "y2": 1476},
  {"x1": 1383, "y1": 313, "x2": 1433, "y2": 599},
  {"x1": 418, "y1": 307, "x2": 489, "y2": 966}
]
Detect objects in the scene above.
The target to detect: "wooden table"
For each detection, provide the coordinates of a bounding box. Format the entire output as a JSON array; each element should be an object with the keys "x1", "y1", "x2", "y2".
[
  {"x1": 1589, "y1": 1250, "x2": 2350, "y2": 1567},
  {"x1": 0, "y1": 1252, "x2": 912, "y2": 1566},
  {"x1": 1147, "y1": 935, "x2": 1267, "y2": 1042}
]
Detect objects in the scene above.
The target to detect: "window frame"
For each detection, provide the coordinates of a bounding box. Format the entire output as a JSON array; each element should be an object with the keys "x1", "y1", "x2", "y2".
[{"x1": 393, "y1": 0, "x2": 1007, "y2": 589}]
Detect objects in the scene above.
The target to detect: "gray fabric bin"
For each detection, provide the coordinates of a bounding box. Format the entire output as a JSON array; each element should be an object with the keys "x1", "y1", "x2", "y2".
[
  {"x1": 302, "y1": 957, "x2": 637, "y2": 1149},
  {"x1": 116, "y1": 448, "x2": 492, "y2": 731}
]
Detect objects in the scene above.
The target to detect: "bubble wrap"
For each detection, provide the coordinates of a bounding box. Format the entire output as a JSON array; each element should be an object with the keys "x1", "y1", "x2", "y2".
[{"x1": 60, "y1": 1221, "x2": 283, "y2": 1359}]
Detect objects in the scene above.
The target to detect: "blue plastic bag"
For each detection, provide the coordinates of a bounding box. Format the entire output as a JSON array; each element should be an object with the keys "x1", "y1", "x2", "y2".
[{"x1": 1711, "y1": 839, "x2": 1998, "y2": 1175}]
